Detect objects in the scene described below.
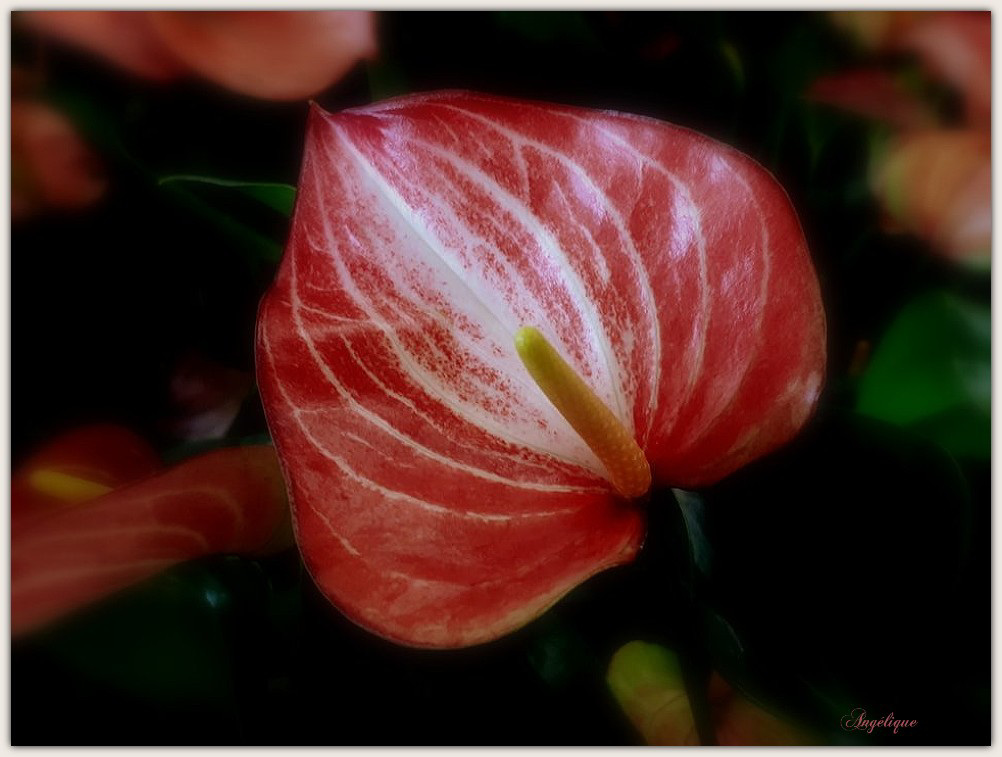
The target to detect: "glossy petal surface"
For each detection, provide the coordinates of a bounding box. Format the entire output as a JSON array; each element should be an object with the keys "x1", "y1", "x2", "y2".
[{"x1": 257, "y1": 92, "x2": 825, "y2": 646}]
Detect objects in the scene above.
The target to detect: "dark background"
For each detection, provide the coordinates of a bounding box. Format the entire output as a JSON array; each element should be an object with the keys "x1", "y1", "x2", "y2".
[{"x1": 11, "y1": 11, "x2": 990, "y2": 745}]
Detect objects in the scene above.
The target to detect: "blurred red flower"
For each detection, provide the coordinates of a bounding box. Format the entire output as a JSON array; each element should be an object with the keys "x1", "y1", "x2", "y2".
[
  {"x1": 11, "y1": 97, "x2": 108, "y2": 220},
  {"x1": 814, "y1": 11, "x2": 990, "y2": 266},
  {"x1": 11, "y1": 425, "x2": 290, "y2": 636},
  {"x1": 20, "y1": 10, "x2": 378, "y2": 100},
  {"x1": 897, "y1": 11, "x2": 990, "y2": 130},
  {"x1": 872, "y1": 130, "x2": 990, "y2": 264},
  {"x1": 806, "y1": 68, "x2": 936, "y2": 131},
  {"x1": 828, "y1": 10, "x2": 925, "y2": 51},
  {"x1": 11, "y1": 424, "x2": 160, "y2": 525}
]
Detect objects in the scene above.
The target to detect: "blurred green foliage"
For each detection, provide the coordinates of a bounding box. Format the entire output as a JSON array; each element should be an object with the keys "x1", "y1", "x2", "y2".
[
  {"x1": 159, "y1": 176, "x2": 297, "y2": 218},
  {"x1": 857, "y1": 291, "x2": 990, "y2": 459}
]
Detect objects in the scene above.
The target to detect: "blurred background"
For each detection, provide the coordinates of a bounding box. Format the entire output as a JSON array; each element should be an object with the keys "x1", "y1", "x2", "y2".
[{"x1": 10, "y1": 10, "x2": 990, "y2": 745}]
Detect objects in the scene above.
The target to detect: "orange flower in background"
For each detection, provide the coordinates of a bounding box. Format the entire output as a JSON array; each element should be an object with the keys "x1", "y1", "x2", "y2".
[
  {"x1": 12, "y1": 11, "x2": 378, "y2": 218},
  {"x1": 897, "y1": 11, "x2": 990, "y2": 130},
  {"x1": 872, "y1": 130, "x2": 991, "y2": 265},
  {"x1": 18, "y1": 12, "x2": 184, "y2": 80},
  {"x1": 19, "y1": 10, "x2": 378, "y2": 100},
  {"x1": 816, "y1": 10, "x2": 990, "y2": 266},
  {"x1": 828, "y1": 10, "x2": 925, "y2": 51},
  {"x1": 829, "y1": 7, "x2": 989, "y2": 117},
  {"x1": 607, "y1": 641, "x2": 816, "y2": 746},
  {"x1": 11, "y1": 97, "x2": 108, "y2": 220}
]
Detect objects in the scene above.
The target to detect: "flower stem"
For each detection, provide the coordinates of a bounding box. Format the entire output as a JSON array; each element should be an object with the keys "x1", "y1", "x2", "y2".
[{"x1": 642, "y1": 487, "x2": 717, "y2": 746}]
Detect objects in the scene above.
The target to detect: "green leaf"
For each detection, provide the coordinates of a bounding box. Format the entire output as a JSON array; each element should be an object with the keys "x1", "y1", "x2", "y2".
[
  {"x1": 719, "y1": 40, "x2": 745, "y2": 92},
  {"x1": 856, "y1": 291, "x2": 990, "y2": 458},
  {"x1": 157, "y1": 180, "x2": 285, "y2": 265},
  {"x1": 159, "y1": 175, "x2": 297, "y2": 217}
]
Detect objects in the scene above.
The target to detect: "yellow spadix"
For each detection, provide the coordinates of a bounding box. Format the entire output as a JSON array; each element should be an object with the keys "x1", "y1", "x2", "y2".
[
  {"x1": 29, "y1": 469, "x2": 113, "y2": 504},
  {"x1": 515, "y1": 326, "x2": 651, "y2": 499}
]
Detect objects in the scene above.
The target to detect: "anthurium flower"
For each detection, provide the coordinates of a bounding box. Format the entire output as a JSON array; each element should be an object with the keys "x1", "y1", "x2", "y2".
[
  {"x1": 20, "y1": 10, "x2": 377, "y2": 101},
  {"x1": 256, "y1": 92, "x2": 826, "y2": 648},
  {"x1": 607, "y1": 641, "x2": 816, "y2": 745},
  {"x1": 12, "y1": 437, "x2": 290, "y2": 637}
]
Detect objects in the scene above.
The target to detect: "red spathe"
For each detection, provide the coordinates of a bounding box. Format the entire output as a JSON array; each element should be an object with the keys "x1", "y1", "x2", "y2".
[{"x1": 256, "y1": 92, "x2": 826, "y2": 648}]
